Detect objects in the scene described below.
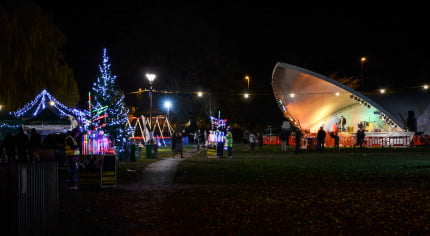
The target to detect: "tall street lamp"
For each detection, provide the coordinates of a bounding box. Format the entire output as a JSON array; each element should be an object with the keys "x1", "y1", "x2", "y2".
[
  {"x1": 164, "y1": 100, "x2": 172, "y2": 118},
  {"x1": 146, "y1": 73, "x2": 156, "y2": 139},
  {"x1": 245, "y1": 75, "x2": 250, "y2": 89},
  {"x1": 360, "y1": 57, "x2": 366, "y2": 88}
]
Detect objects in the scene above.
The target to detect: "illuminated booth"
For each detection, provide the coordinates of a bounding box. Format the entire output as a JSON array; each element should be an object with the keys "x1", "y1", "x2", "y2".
[
  {"x1": 272, "y1": 62, "x2": 430, "y2": 148},
  {"x1": 206, "y1": 115, "x2": 228, "y2": 158}
]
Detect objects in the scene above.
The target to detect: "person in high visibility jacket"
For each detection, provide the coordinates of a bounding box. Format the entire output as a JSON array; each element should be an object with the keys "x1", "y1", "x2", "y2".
[
  {"x1": 65, "y1": 131, "x2": 80, "y2": 189},
  {"x1": 224, "y1": 127, "x2": 233, "y2": 159}
]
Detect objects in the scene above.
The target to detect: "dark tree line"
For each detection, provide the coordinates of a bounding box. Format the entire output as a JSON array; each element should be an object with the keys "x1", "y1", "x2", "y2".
[{"x1": 0, "y1": 4, "x2": 79, "y2": 111}]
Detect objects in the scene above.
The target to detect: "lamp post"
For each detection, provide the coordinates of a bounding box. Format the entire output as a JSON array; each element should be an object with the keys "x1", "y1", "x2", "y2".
[
  {"x1": 360, "y1": 57, "x2": 366, "y2": 88},
  {"x1": 146, "y1": 73, "x2": 156, "y2": 139},
  {"x1": 245, "y1": 75, "x2": 250, "y2": 89},
  {"x1": 164, "y1": 100, "x2": 172, "y2": 118}
]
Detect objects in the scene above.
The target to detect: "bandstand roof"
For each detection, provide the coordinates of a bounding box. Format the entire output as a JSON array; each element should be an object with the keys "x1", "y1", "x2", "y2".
[{"x1": 271, "y1": 62, "x2": 420, "y2": 132}]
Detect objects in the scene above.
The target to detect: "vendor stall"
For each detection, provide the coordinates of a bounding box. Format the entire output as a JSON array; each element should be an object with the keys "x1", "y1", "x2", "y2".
[{"x1": 78, "y1": 130, "x2": 117, "y2": 187}]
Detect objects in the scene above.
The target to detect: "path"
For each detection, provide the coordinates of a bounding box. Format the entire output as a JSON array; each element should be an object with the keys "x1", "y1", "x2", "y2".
[{"x1": 118, "y1": 149, "x2": 197, "y2": 191}]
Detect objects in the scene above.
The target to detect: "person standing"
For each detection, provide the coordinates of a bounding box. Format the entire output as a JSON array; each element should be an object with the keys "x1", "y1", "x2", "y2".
[
  {"x1": 195, "y1": 129, "x2": 202, "y2": 152},
  {"x1": 331, "y1": 131, "x2": 340, "y2": 151},
  {"x1": 171, "y1": 132, "x2": 177, "y2": 156},
  {"x1": 174, "y1": 132, "x2": 183, "y2": 158},
  {"x1": 356, "y1": 128, "x2": 365, "y2": 149},
  {"x1": 280, "y1": 128, "x2": 289, "y2": 151},
  {"x1": 15, "y1": 127, "x2": 30, "y2": 162},
  {"x1": 3, "y1": 132, "x2": 16, "y2": 163},
  {"x1": 193, "y1": 130, "x2": 198, "y2": 145},
  {"x1": 294, "y1": 127, "x2": 302, "y2": 154},
  {"x1": 224, "y1": 127, "x2": 233, "y2": 158},
  {"x1": 242, "y1": 129, "x2": 250, "y2": 151},
  {"x1": 29, "y1": 128, "x2": 42, "y2": 161},
  {"x1": 65, "y1": 131, "x2": 80, "y2": 189},
  {"x1": 339, "y1": 115, "x2": 346, "y2": 132},
  {"x1": 281, "y1": 119, "x2": 292, "y2": 145},
  {"x1": 0, "y1": 136, "x2": 4, "y2": 164},
  {"x1": 249, "y1": 132, "x2": 257, "y2": 151},
  {"x1": 203, "y1": 129, "x2": 208, "y2": 146},
  {"x1": 197, "y1": 129, "x2": 204, "y2": 152},
  {"x1": 257, "y1": 132, "x2": 264, "y2": 151},
  {"x1": 316, "y1": 126, "x2": 326, "y2": 152}
]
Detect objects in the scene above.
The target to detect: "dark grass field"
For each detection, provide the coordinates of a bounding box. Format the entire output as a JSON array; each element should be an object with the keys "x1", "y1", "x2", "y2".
[{"x1": 58, "y1": 145, "x2": 430, "y2": 235}]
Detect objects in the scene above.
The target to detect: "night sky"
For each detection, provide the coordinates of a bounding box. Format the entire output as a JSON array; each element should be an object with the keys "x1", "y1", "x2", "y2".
[{"x1": 17, "y1": 3, "x2": 430, "y2": 126}]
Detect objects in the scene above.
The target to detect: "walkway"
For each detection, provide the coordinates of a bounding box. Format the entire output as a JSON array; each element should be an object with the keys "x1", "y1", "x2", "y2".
[{"x1": 118, "y1": 149, "x2": 197, "y2": 191}]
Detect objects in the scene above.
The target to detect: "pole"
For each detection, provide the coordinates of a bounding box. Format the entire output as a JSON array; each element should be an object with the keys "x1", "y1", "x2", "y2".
[
  {"x1": 360, "y1": 57, "x2": 366, "y2": 89},
  {"x1": 149, "y1": 83, "x2": 153, "y2": 134},
  {"x1": 361, "y1": 63, "x2": 363, "y2": 88},
  {"x1": 245, "y1": 75, "x2": 250, "y2": 89}
]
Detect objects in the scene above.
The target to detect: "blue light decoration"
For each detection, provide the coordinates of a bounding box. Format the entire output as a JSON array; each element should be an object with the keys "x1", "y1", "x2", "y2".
[
  {"x1": 12, "y1": 89, "x2": 86, "y2": 119},
  {"x1": 90, "y1": 48, "x2": 131, "y2": 153},
  {"x1": 0, "y1": 123, "x2": 21, "y2": 129}
]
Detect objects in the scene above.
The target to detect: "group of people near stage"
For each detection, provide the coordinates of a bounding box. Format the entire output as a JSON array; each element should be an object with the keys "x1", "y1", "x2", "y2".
[
  {"x1": 242, "y1": 129, "x2": 264, "y2": 152},
  {"x1": 277, "y1": 118, "x2": 366, "y2": 153},
  {"x1": 315, "y1": 126, "x2": 365, "y2": 151},
  {"x1": 279, "y1": 123, "x2": 303, "y2": 154}
]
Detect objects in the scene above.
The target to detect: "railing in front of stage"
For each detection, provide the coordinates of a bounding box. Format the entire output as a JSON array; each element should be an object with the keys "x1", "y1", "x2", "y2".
[
  {"x1": 336, "y1": 135, "x2": 412, "y2": 148},
  {"x1": 263, "y1": 134, "x2": 412, "y2": 148}
]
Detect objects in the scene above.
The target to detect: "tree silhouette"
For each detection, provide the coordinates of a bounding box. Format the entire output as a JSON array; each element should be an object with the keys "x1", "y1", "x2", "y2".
[
  {"x1": 0, "y1": 5, "x2": 79, "y2": 111},
  {"x1": 328, "y1": 73, "x2": 360, "y2": 90}
]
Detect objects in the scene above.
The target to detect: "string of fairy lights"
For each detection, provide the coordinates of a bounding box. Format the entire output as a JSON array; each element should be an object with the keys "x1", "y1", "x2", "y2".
[
  {"x1": 0, "y1": 89, "x2": 87, "y2": 129},
  {"x1": 12, "y1": 89, "x2": 86, "y2": 118}
]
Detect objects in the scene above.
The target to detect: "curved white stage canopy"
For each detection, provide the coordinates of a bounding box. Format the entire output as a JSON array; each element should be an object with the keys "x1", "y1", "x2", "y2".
[{"x1": 272, "y1": 62, "x2": 430, "y2": 135}]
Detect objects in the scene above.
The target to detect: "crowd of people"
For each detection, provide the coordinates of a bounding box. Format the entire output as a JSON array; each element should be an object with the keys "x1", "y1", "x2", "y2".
[
  {"x1": 270, "y1": 119, "x2": 367, "y2": 153},
  {"x1": 0, "y1": 127, "x2": 82, "y2": 189},
  {"x1": 1, "y1": 121, "x2": 368, "y2": 166},
  {"x1": 0, "y1": 127, "x2": 42, "y2": 163}
]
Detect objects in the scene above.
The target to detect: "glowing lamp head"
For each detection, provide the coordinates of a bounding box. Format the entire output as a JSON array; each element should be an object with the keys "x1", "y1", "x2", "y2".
[
  {"x1": 380, "y1": 88, "x2": 386, "y2": 94},
  {"x1": 197, "y1": 91, "x2": 203, "y2": 97},
  {"x1": 244, "y1": 93, "x2": 249, "y2": 98},
  {"x1": 146, "y1": 73, "x2": 156, "y2": 83},
  {"x1": 289, "y1": 93, "x2": 295, "y2": 98},
  {"x1": 361, "y1": 57, "x2": 367, "y2": 62},
  {"x1": 49, "y1": 101, "x2": 55, "y2": 106},
  {"x1": 164, "y1": 100, "x2": 172, "y2": 109},
  {"x1": 423, "y1": 84, "x2": 429, "y2": 90}
]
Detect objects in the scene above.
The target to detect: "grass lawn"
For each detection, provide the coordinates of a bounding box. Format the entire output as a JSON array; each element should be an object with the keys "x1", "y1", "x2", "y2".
[
  {"x1": 59, "y1": 144, "x2": 430, "y2": 235},
  {"x1": 160, "y1": 145, "x2": 430, "y2": 235}
]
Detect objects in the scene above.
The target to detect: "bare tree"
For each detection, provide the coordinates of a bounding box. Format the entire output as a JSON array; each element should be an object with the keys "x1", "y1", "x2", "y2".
[{"x1": 328, "y1": 73, "x2": 360, "y2": 90}]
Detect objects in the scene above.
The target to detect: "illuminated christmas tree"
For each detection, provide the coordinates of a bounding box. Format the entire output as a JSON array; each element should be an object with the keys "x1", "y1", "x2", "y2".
[{"x1": 90, "y1": 48, "x2": 130, "y2": 152}]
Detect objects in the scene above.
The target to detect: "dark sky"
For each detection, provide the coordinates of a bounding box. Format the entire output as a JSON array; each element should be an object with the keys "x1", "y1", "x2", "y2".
[{"x1": 21, "y1": 4, "x2": 430, "y2": 126}]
